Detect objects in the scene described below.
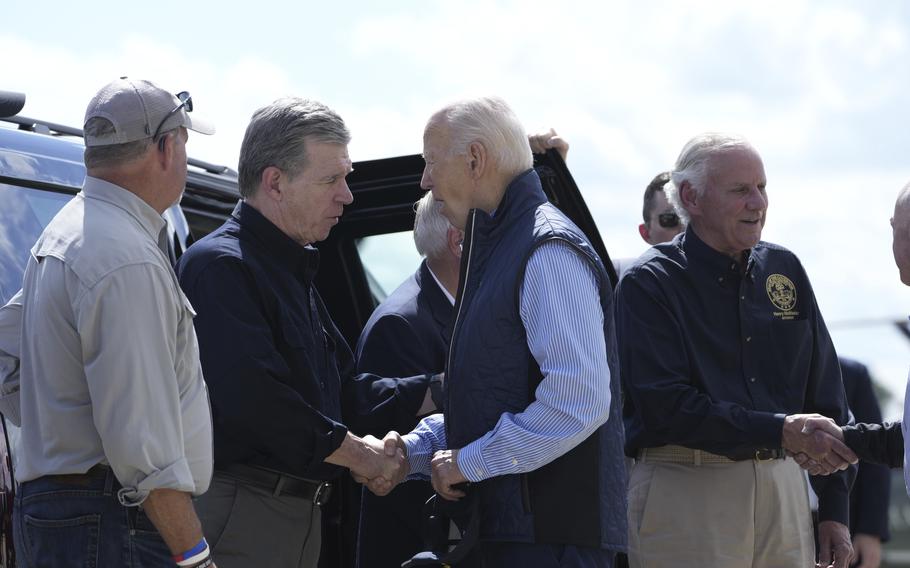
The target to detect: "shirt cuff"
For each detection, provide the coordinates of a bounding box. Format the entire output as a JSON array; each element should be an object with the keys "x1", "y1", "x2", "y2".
[
  {"x1": 402, "y1": 432, "x2": 432, "y2": 479},
  {"x1": 401, "y1": 414, "x2": 446, "y2": 479},
  {"x1": 456, "y1": 439, "x2": 488, "y2": 483},
  {"x1": 755, "y1": 412, "x2": 788, "y2": 448},
  {"x1": 115, "y1": 457, "x2": 196, "y2": 507}
]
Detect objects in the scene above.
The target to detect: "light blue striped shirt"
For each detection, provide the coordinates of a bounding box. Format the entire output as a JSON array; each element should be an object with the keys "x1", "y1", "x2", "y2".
[{"x1": 402, "y1": 240, "x2": 612, "y2": 482}]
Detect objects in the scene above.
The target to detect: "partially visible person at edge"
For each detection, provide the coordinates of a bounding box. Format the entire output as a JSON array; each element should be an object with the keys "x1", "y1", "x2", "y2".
[
  {"x1": 353, "y1": 192, "x2": 462, "y2": 568},
  {"x1": 370, "y1": 97, "x2": 627, "y2": 567},
  {"x1": 799, "y1": 358, "x2": 892, "y2": 568},
  {"x1": 799, "y1": 182, "x2": 910, "y2": 568},
  {"x1": 613, "y1": 171, "x2": 686, "y2": 277},
  {"x1": 175, "y1": 97, "x2": 416, "y2": 567},
  {"x1": 841, "y1": 358, "x2": 890, "y2": 568},
  {"x1": 353, "y1": 130, "x2": 568, "y2": 568},
  {"x1": 0, "y1": 78, "x2": 217, "y2": 568},
  {"x1": 616, "y1": 132, "x2": 858, "y2": 568}
]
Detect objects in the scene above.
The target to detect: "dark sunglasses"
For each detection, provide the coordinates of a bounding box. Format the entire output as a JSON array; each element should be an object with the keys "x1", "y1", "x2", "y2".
[
  {"x1": 152, "y1": 91, "x2": 192, "y2": 141},
  {"x1": 657, "y1": 212, "x2": 680, "y2": 229}
]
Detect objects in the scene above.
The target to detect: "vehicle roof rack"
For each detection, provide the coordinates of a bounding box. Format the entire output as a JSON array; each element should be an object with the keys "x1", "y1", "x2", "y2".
[{"x1": 2, "y1": 109, "x2": 237, "y2": 177}]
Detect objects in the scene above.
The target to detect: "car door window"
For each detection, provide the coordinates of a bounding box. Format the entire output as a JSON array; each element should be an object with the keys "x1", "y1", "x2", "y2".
[
  {"x1": 356, "y1": 231, "x2": 422, "y2": 302},
  {"x1": 0, "y1": 184, "x2": 73, "y2": 303}
]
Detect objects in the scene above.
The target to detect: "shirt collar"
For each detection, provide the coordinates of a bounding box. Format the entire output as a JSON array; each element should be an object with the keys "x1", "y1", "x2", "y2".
[
  {"x1": 681, "y1": 225, "x2": 757, "y2": 282},
  {"x1": 82, "y1": 176, "x2": 168, "y2": 253},
  {"x1": 426, "y1": 264, "x2": 456, "y2": 306},
  {"x1": 232, "y1": 201, "x2": 320, "y2": 282}
]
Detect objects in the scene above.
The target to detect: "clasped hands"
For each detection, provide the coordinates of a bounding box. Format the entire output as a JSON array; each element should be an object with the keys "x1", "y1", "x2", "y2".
[
  {"x1": 349, "y1": 432, "x2": 409, "y2": 496},
  {"x1": 781, "y1": 413, "x2": 858, "y2": 475},
  {"x1": 353, "y1": 432, "x2": 468, "y2": 500}
]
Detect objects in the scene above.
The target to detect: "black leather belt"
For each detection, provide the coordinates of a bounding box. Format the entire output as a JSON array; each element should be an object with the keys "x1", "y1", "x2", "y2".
[
  {"x1": 731, "y1": 448, "x2": 787, "y2": 461},
  {"x1": 43, "y1": 463, "x2": 112, "y2": 486},
  {"x1": 219, "y1": 464, "x2": 332, "y2": 506}
]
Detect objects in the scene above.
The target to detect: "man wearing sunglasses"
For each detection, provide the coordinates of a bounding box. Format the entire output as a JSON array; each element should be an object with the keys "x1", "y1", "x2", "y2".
[
  {"x1": 616, "y1": 133, "x2": 856, "y2": 568},
  {"x1": 2, "y1": 78, "x2": 218, "y2": 567},
  {"x1": 638, "y1": 171, "x2": 685, "y2": 246}
]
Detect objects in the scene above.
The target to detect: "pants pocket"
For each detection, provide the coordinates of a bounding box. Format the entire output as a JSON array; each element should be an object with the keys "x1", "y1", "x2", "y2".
[{"x1": 23, "y1": 513, "x2": 100, "y2": 568}]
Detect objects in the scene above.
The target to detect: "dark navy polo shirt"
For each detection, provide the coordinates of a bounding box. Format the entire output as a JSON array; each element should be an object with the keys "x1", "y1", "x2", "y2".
[{"x1": 616, "y1": 226, "x2": 852, "y2": 523}]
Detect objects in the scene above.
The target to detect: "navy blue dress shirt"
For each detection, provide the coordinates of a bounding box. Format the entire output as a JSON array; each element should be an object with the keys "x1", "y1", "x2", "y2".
[
  {"x1": 616, "y1": 226, "x2": 853, "y2": 524},
  {"x1": 840, "y1": 357, "x2": 891, "y2": 541},
  {"x1": 177, "y1": 202, "x2": 428, "y2": 481}
]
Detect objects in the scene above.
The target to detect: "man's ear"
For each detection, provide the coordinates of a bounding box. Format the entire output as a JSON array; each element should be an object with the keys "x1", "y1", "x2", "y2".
[
  {"x1": 447, "y1": 227, "x2": 464, "y2": 259},
  {"x1": 156, "y1": 133, "x2": 173, "y2": 170},
  {"x1": 259, "y1": 166, "x2": 284, "y2": 202},
  {"x1": 679, "y1": 181, "x2": 698, "y2": 216},
  {"x1": 638, "y1": 223, "x2": 651, "y2": 244},
  {"x1": 466, "y1": 141, "x2": 487, "y2": 180}
]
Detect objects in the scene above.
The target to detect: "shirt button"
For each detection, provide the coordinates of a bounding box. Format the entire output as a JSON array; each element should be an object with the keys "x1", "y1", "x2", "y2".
[
  {"x1": 745, "y1": 336, "x2": 752, "y2": 342},
  {"x1": 740, "y1": 295, "x2": 745, "y2": 300},
  {"x1": 749, "y1": 377, "x2": 757, "y2": 383},
  {"x1": 511, "y1": 458, "x2": 518, "y2": 466},
  {"x1": 476, "y1": 468, "x2": 483, "y2": 477},
  {"x1": 717, "y1": 277, "x2": 724, "y2": 283}
]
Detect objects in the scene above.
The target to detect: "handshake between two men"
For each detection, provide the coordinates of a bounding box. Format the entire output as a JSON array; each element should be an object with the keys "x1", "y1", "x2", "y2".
[
  {"x1": 349, "y1": 432, "x2": 470, "y2": 501},
  {"x1": 782, "y1": 413, "x2": 858, "y2": 475}
]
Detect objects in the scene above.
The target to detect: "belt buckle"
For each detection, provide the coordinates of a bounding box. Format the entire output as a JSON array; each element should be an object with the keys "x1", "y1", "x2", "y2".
[
  {"x1": 313, "y1": 482, "x2": 331, "y2": 507},
  {"x1": 754, "y1": 449, "x2": 775, "y2": 461}
]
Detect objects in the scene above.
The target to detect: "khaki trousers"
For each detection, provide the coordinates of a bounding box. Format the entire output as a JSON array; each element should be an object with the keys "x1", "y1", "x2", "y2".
[{"x1": 627, "y1": 455, "x2": 814, "y2": 568}]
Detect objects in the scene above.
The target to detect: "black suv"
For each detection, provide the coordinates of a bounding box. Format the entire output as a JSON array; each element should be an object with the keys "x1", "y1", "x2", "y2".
[{"x1": 0, "y1": 92, "x2": 613, "y2": 567}]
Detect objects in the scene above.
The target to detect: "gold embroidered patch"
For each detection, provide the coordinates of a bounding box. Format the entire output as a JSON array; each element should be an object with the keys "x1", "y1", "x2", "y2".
[{"x1": 766, "y1": 274, "x2": 798, "y2": 318}]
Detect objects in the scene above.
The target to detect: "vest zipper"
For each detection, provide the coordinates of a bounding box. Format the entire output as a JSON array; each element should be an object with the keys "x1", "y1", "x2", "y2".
[{"x1": 445, "y1": 209, "x2": 477, "y2": 439}]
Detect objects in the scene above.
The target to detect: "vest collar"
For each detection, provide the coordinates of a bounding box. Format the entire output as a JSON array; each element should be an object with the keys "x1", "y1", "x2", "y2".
[{"x1": 470, "y1": 169, "x2": 547, "y2": 238}]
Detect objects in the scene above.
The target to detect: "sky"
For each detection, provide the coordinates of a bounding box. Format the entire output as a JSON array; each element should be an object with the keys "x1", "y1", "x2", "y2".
[{"x1": 4, "y1": 0, "x2": 910, "y2": 416}]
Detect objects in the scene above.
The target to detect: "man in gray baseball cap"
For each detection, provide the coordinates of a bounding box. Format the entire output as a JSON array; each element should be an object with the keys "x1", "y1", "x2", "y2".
[{"x1": 4, "y1": 77, "x2": 218, "y2": 567}]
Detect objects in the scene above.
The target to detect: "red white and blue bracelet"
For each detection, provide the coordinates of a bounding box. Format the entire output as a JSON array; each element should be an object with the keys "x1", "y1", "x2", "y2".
[{"x1": 174, "y1": 538, "x2": 211, "y2": 567}]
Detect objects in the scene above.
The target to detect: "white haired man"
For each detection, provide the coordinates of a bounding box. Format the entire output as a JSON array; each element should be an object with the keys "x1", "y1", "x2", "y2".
[
  {"x1": 376, "y1": 97, "x2": 627, "y2": 567},
  {"x1": 616, "y1": 133, "x2": 857, "y2": 568},
  {"x1": 353, "y1": 193, "x2": 463, "y2": 567},
  {"x1": 1, "y1": 78, "x2": 217, "y2": 567}
]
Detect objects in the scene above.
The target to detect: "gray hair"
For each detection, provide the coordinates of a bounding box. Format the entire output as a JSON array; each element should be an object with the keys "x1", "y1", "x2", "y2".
[
  {"x1": 238, "y1": 97, "x2": 351, "y2": 198},
  {"x1": 433, "y1": 96, "x2": 532, "y2": 178},
  {"x1": 83, "y1": 117, "x2": 153, "y2": 170},
  {"x1": 413, "y1": 192, "x2": 452, "y2": 259},
  {"x1": 665, "y1": 132, "x2": 753, "y2": 223}
]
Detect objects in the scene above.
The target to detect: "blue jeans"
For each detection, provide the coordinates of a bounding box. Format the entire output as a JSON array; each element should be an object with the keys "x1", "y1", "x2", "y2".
[{"x1": 13, "y1": 465, "x2": 172, "y2": 567}]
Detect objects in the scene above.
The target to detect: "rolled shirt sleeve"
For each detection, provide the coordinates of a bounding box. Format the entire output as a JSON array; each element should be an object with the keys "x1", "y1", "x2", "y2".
[{"x1": 76, "y1": 263, "x2": 202, "y2": 505}]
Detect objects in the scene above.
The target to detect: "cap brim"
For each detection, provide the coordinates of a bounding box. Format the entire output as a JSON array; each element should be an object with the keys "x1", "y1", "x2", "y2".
[{"x1": 185, "y1": 113, "x2": 215, "y2": 135}]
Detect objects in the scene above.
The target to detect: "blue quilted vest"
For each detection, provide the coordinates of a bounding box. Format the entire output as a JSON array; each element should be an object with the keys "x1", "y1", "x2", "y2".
[{"x1": 445, "y1": 169, "x2": 628, "y2": 550}]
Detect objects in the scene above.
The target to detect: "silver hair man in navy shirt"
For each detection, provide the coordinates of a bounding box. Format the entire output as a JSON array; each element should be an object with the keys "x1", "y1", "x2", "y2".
[{"x1": 617, "y1": 133, "x2": 857, "y2": 568}]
